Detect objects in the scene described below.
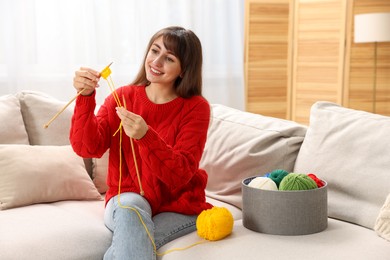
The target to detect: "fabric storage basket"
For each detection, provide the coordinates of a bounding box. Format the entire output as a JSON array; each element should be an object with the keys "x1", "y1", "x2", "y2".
[{"x1": 242, "y1": 176, "x2": 328, "y2": 235}]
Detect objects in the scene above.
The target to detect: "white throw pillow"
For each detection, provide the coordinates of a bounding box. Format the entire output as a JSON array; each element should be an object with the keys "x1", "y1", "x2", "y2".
[
  {"x1": 0, "y1": 145, "x2": 102, "y2": 210},
  {"x1": 294, "y1": 101, "x2": 390, "y2": 229},
  {"x1": 0, "y1": 94, "x2": 29, "y2": 144},
  {"x1": 375, "y1": 193, "x2": 390, "y2": 242},
  {"x1": 200, "y1": 104, "x2": 307, "y2": 209}
]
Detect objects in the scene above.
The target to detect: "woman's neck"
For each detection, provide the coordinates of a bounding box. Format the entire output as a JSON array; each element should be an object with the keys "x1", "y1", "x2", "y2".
[{"x1": 145, "y1": 84, "x2": 178, "y2": 104}]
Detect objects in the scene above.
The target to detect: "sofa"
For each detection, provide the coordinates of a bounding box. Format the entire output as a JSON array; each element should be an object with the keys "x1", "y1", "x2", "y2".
[{"x1": 0, "y1": 90, "x2": 389, "y2": 260}]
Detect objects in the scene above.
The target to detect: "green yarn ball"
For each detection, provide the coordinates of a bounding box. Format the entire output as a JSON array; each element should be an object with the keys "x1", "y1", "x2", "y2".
[
  {"x1": 269, "y1": 169, "x2": 289, "y2": 187},
  {"x1": 279, "y1": 173, "x2": 318, "y2": 191}
]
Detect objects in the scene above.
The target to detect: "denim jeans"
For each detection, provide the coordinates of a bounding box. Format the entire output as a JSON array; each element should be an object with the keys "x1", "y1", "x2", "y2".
[{"x1": 103, "y1": 192, "x2": 197, "y2": 260}]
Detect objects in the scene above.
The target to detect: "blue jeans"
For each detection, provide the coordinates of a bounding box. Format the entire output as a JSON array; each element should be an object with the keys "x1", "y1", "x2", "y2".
[{"x1": 103, "y1": 192, "x2": 197, "y2": 260}]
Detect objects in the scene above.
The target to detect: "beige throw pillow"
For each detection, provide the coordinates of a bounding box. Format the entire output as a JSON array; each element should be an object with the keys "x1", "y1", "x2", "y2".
[
  {"x1": 0, "y1": 145, "x2": 102, "y2": 210},
  {"x1": 294, "y1": 101, "x2": 390, "y2": 229},
  {"x1": 17, "y1": 91, "x2": 93, "y2": 177},
  {"x1": 375, "y1": 194, "x2": 390, "y2": 242},
  {"x1": 0, "y1": 94, "x2": 29, "y2": 144},
  {"x1": 200, "y1": 104, "x2": 307, "y2": 209},
  {"x1": 17, "y1": 91, "x2": 74, "y2": 145}
]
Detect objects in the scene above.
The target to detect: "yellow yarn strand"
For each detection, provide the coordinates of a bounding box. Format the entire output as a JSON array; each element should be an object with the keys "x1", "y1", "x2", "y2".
[
  {"x1": 115, "y1": 122, "x2": 156, "y2": 252},
  {"x1": 104, "y1": 64, "x2": 210, "y2": 256},
  {"x1": 157, "y1": 240, "x2": 208, "y2": 256},
  {"x1": 104, "y1": 71, "x2": 159, "y2": 255},
  {"x1": 107, "y1": 75, "x2": 122, "y2": 108},
  {"x1": 113, "y1": 115, "x2": 209, "y2": 257}
]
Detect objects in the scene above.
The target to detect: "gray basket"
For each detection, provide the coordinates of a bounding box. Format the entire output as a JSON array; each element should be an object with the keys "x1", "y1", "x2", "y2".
[{"x1": 242, "y1": 176, "x2": 328, "y2": 235}]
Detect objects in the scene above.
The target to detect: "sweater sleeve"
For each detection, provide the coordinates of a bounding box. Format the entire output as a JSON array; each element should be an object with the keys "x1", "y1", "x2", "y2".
[
  {"x1": 69, "y1": 92, "x2": 112, "y2": 158},
  {"x1": 136, "y1": 99, "x2": 210, "y2": 190}
]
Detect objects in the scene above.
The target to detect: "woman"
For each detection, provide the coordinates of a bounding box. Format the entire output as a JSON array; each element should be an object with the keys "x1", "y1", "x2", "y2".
[{"x1": 70, "y1": 26, "x2": 212, "y2": 259}]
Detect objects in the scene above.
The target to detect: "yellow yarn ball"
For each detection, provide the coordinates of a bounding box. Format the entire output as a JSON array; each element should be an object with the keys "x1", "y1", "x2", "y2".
[{"x1": 196, "y1": 207, "x2": 234, "y2": 241}]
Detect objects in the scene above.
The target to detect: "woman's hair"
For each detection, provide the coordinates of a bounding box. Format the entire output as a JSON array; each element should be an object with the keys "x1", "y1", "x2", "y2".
[{"x1": 131, "y1": 26, "x2": 203, "y2": 98}]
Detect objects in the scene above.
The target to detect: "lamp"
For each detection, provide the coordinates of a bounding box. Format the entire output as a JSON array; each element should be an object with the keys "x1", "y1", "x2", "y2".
[{"x1": 354, "y1": 13, "x2": 390, "y2": 113}]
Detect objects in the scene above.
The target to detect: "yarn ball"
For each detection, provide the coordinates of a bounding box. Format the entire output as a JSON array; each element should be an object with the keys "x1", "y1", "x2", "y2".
[
  {"x1": 279, "y1": 173, "x2": 318, "y2": 191},
  {"x1": 269, "y1": 169, "x2": 289, "y2": 187},
  {"x1": 307, "y1": 173, "x2": 324, "y2": 188},
  {"x1": 196, "y1": 207, "x2": 234, "y2": 241},
  {"x1": 264, "y1": 172, "x2": 271, "y2": 177},
  {"x1": 248, "y1": 177, "x2": 278, "y2": 190}
]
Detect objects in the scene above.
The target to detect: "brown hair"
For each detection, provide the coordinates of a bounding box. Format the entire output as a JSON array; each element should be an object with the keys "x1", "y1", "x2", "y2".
[{"x1": 131, "y1": 26, "x2": 203, "y2": 98}]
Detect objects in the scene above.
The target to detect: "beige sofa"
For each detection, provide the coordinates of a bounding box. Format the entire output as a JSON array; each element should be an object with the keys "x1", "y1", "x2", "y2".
[{"x1": 0, "y1": 91, "x2": 389, "y2": 260}]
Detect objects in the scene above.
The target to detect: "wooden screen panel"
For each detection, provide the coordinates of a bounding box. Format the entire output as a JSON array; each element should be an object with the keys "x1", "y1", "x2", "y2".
[
  {"x1": 347, "y1": 0, "x2": 390, "y2": 115},
  {"x1": 291, "y1": 0, "x2": 348, "y2": 124},
  {"x1": 244, "y1": 0, "x2": 292, "y2": 119}
]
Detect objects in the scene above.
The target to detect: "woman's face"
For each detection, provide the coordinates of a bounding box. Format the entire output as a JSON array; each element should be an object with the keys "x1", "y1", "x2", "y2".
[{"x1": 145, "y1": 36, "x2": 182, "y2": 88}]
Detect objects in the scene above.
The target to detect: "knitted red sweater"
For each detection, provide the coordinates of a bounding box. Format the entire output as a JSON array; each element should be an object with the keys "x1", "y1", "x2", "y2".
[{"x1": 70, "y1": 85, "x2": 213, "y2": 216}]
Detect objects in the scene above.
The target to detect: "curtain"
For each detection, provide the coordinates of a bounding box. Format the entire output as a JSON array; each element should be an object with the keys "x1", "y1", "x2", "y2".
[{"x1": 0, "y1": 0, "x2": 244, "y2": 109}]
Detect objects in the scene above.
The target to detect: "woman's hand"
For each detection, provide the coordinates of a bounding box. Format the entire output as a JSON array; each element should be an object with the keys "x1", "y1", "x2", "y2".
[
  {"x1": 73, "y1": 67, "x2": 101, "y2": 96},
  {"x1": 116, "y1": 107, "x2": 149, "y2": 140}
]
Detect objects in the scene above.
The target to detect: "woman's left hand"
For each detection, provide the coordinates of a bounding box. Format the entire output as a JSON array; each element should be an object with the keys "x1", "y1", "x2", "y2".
[{"x1": 116, "y1": 107, "x2": 149, "y2": 140}]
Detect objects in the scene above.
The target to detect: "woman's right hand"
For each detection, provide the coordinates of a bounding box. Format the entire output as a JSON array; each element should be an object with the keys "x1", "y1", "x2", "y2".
[{"x1": 73, "y1": 67, "x2": 101, "y2": 96}]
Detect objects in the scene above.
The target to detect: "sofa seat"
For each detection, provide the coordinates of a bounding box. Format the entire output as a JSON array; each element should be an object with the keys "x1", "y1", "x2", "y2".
[
  {"x1": 0, "y1": 197, "x2": 240, "y2": 260},
  {"x1": 0, "y1": 200, "x2": 111, "y2": 260},
  {"x1": 160, "y1": 218, "x2": 390, "y2": 260},
  {"x1": 2, "y1": 197, "x2": 389, "y2": 260}
]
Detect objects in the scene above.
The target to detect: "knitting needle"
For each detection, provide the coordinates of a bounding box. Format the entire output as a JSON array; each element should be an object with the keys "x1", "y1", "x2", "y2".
[
  {"x1": 122, "y1": 95, "x2": 145, "y2": 196},
  {"x1": 43, "y1": 62, "x2": 113, "y2": 129},
  {"x1": 43, "y1": 89, "x2": 86, "y2": 129}
]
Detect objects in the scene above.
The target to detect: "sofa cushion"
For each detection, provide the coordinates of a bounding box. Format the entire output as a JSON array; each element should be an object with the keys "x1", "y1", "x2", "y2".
[
  {"x1": 200, "y1": 104, "x2": 307, "y2": 209},
  {"x1": 0, "y1": 200, "x2": 111, "y2": 260},
  {"x1": 294, "y1": 101, "x2": 390, "y2": 229},
  {"x1": 0, "y1": 145, "x2": 102, "y2": 210},
  {"x1": 93, "y1": 150, "x2": 110, "y2": 194},
  {"x1": 158, "y1": 218, "x2": 390, "y2": 260},
  {"x1": 375, "y1": 193, "x2": 390, "y2": 241},
  {"x1": 0, "y1": 94, "x2": 29, "y2": 144},
  {"x1": 17, "y1": 90, "x2": 74, "y2": 145},
  {"x1": 17, "y1": 90, "x2": 93, "y2": 177}
]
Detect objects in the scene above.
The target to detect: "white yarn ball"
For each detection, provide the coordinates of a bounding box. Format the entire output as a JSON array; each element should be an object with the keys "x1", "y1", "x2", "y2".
[{"x1": 248, "y1": 177, "x2": 278, "y2": 190}]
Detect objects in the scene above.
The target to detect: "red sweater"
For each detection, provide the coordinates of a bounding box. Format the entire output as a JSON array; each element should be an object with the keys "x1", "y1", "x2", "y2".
[{"x1": 70, "y1": 85, "x2": 213, "y2": 216}]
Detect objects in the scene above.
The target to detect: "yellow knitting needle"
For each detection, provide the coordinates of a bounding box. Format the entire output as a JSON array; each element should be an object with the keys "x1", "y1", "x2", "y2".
[
  {"x1": 43, "y1": 62, "x2": 113, "y2": 129},
  {"x1": 122, "y1": 96, "x2": 145, "y2": 196}
]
